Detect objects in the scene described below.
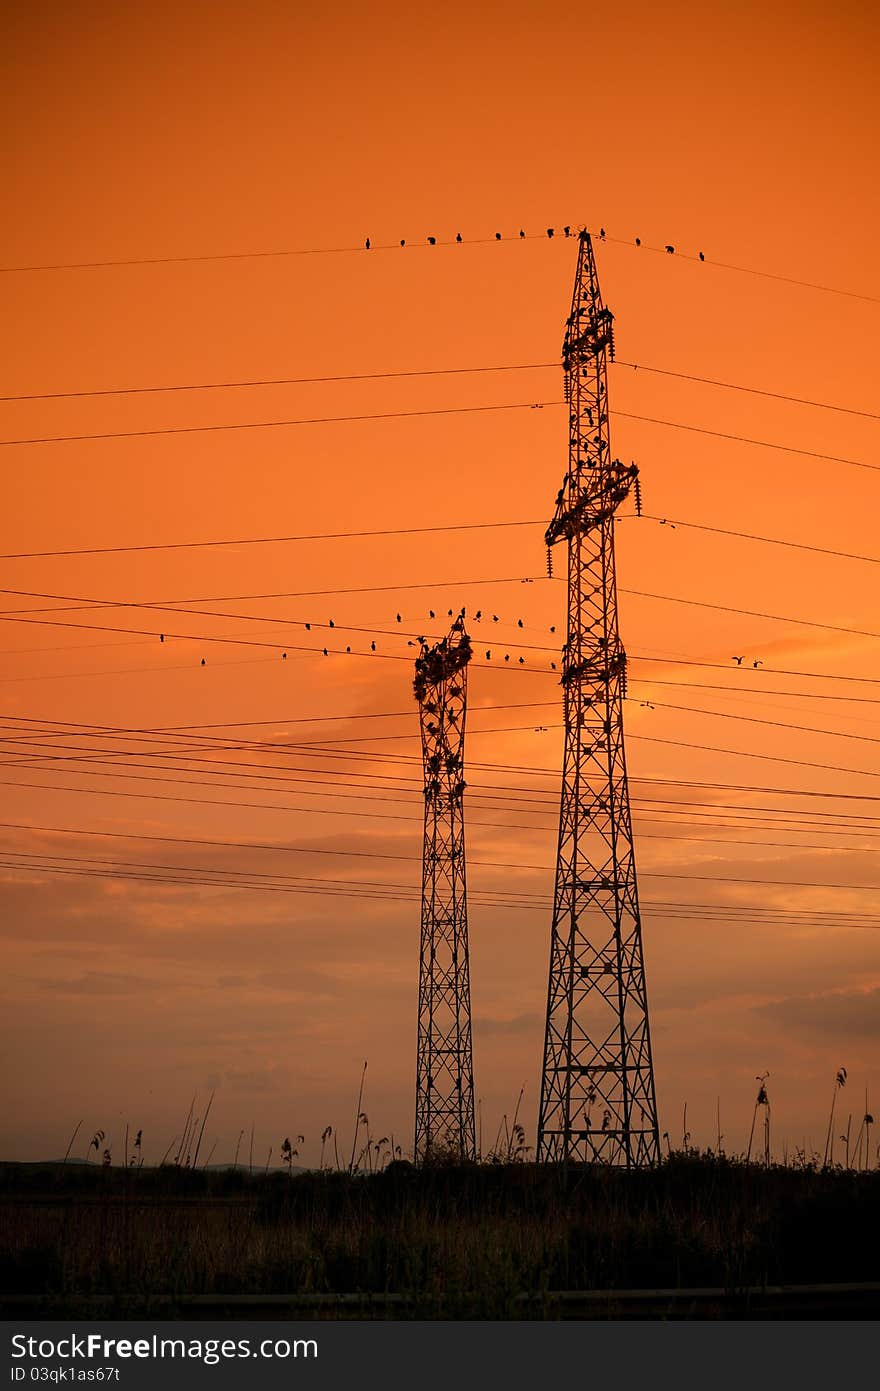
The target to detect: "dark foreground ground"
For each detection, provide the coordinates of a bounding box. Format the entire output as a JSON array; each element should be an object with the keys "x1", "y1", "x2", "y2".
[{"x1": 2, "y1": 1155, "x2": 878, "y2": 1318}]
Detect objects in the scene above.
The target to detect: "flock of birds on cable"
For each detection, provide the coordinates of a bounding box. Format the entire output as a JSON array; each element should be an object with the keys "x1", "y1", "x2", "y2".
[
  {"x1": 362, "y1": 225, "x2": 707, "y2": 260},
  {"x1": 155, "y1": 606, "x2": 763, "y2": 678}
]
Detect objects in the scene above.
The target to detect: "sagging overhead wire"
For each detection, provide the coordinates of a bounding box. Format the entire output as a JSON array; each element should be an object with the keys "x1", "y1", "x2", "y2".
[{"x1": 2, "y1": 222, "x2": 877, "y2": 306}]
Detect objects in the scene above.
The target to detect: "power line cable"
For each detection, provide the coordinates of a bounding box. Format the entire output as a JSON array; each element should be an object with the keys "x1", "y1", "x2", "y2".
[
  {"x1": 0, "y1": 399, "x2": 562, "y2": 447},
  {"x1": 614, "y1": 361, "x2": 880, "y2": 423},
  {"x1": 5, "y1": 356, "x2": 879, "y2": 424},
  {"x1": 0, "y1": 362, "x2": 556, "y2": 404},
  {"x1": 1, "y1": 512, "x2": 876, "y2": 569},
  {"x1": 0, "y1": 517, "x2": 544, "y2": 562},
  {"x1": 2, "y1": 224, "x2": 877, "y2": 306},
  {"x1": 4, "y1": 839, "x2": 880, "y2": 900},
  {"x1": 2, "y1": 403, "x2": 877, "y2": 475},
  {"x1": 5, "y1": 815, "x2": 879, "y2": 865},
  {"x1": 631, "y1": 515, "x2": 880, "y2": 567}
]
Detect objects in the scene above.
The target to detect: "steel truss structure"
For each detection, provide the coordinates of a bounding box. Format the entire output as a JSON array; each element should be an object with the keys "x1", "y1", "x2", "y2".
[
  {"x1": 537, "y1": 231, "x2": 660, "y2": 1167},
  {"x1": 413, "y1": 616, "x2": 476, "y2": 1163}
]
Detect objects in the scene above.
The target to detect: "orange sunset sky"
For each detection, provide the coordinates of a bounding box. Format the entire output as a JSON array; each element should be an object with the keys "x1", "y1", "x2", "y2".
[{"x1": 1, "y1": 1, "x2": 879, "y2": 1166}]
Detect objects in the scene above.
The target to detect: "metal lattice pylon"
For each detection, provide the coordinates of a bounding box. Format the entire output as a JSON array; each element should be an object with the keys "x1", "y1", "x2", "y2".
[
  {"x1": 537, "y1": 231, "x2": 660, "y2": 1167},
  {"x1": 413, "y1": 616, "x2": 476, "y2": 1163}
]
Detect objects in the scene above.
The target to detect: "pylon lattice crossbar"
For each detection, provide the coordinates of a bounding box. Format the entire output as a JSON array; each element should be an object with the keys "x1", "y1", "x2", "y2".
[
  {"x1": 537, "y1": 231, "x2": 660, "y2": 1167},
  {"x1": 414, "y1": 616, "x2": 476, "y2": 1163}
]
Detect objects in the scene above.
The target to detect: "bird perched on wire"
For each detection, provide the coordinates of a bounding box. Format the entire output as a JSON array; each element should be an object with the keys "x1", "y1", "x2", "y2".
[
  {"x1": 563, "y1": 225, "x2": 571, "y2": 237},
  {"x1": 519, "y1": 228, "x2": 525, "y2": 238},
  {"x1": 282, "y1": 652, "x2": 287, "y2": 660},
  {"x1": 329, "y1": 619, "x2": 335, "y2": 628},
  {"x1": 456, "y1": 232, "x2": 462, "y2": 243},
  {"x1": 599, "y1": 227, "x2": 606, "y2": 239},
  {"x1": 635, "y1": 237, "x2": 641, "y2": 246},
  {"x1": 753, "y1": 659, "x2": 764, "y2": 668},
  {"x1": 365, "y1": 237, "x2": 371, "y2": 250},
  {"x1": 370, "y1": 641, "x2": 376, "y2": 651},
  {"x1": 305, "y1": 622, "x2": 311, "y2": 630},
  {"x1": 493, "y1": 615, "x2": 499, "y2": 622},
  {"x1": 485, "y1": 650, "x2": 491, "y2": 660},
  {"x1": 160, "y1": 634, "x2": 164, "y2": 642},
  {"x1": 518, "y1": 656, "x2": 525, "y2": 664},
  {"x1": 546, "y1": 227, "x2": 554, "y2": 238},
  {"x1": 495, "y1": 231, "x2": 502, "y2": 240},
  {"x1": 396, "y1": 613, "x2": 402, "y2": 622},
  {"x1": 201, "y1": 658, "x2": 206, "y2": 666},
  {"x1": 429, "y1": 609, "x2": 435, "y2": 618},
  {"x1": 322, "y1": 648, "x2": 328, "y2": 656},
  {"x1": 428, "y1": 236, "x2": 436, "y2": 245},
  {"x1": 517, "y1": 619, "x2": 524, "y2": 628},
  {"x1": 400, "y1": 239, "x2": 405, "y2": 247},
  {"x1": 732, "y1": 655, "x2": 744, "y2": 665},
  {"x1": 699, "y1": 251, "x2": 705, "y2": 261},
  {"x1": 665, "y1": 244, "x2": 675, "y2": 254}
]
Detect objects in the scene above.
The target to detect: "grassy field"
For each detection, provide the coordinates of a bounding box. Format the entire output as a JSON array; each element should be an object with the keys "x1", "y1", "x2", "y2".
[{"x1": 2, "y1": 1155, "x2": 878, "y2": 1318}]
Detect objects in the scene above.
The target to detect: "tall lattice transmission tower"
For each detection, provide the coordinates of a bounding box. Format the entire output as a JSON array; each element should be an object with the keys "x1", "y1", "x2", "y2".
[
  {"x1": 413, "y1": 616, "x2": 476, "y2": 1163},
  {"x1": 537, "y1": 231, "x2": 660, "y2": 1167}
]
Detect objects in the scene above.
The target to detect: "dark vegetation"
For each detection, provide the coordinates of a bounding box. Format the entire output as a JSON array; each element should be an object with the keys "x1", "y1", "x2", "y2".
[{"x1": 2, "y1": 1154, "x2": 879, "y2": 1318}]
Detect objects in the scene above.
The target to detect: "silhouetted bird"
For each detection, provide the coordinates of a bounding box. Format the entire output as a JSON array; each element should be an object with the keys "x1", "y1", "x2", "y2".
[
  {"x1": 329, "y1": 619, "x2": 334, "y2": 628},
  {"x1": 517, "y1": 619, "x2": 523, "y2": 628},
  {"x1": 699, "y1": 251, "x2": 705, "y2": 262},
  {"x1": 504, "y1": 654, "x2": 510, "y2": 662},
  {"x1": 456, "y1": 232, "x2": 462, "y2": 243},
  {"x1": 665, "y1": 244, "x2": 675, "y2": 254},
  {"x1": 550, "y1": 625, "x2": 556, "y2": 633},
  {"x1": 475, "y1": 609, "x2": 482, "y2": 619},
  {"x1": 492, "y1": 615, "x2": 499, "y2": 622},
  {"x1": 282, "y1": 652, "x2": 287, "y2": 660},
  {"x1": 485, "y1": 650, "x2": 491, "y2": 659},
  {"x1": 323, "y1": 648, "x2": 328, "y2": 656},
  {"x1": 201, "y1": 658, "x2": 206, "y2": 666},
  {"x1": 346, "y1": 646, "x2": 351, "y2": 653},
  {"x1": 564, "y1": 225, "x2": 571, "y2": 237},
  {"x1": 428, "y1": 236, "x2": 436, "y2": 245},
  {"x1": 546, "y1": 227, "x2": 554, "y2": 238},
  {"x1": 160, "y1": 634, "x2": 164, "y2": 642},
  {"x1": 305, "y1": 622, "x2": 311, "y2": 630},
  {"x1": 495, "y1": 232, "x2": 501, "y2": 240},
  {"x1": 753, "y1": 659, "x2": 763, "y2": 668},
  {"x1": 635, "y1": 237, "x2": 641, "y2": 246},
  {"x1": 448, "y1": 608, "x2": 453, "y2": 616},
  {"x1": 365, "y1": 238, "x2": 371, "y2": 250},
  {"x1": 400, "y1": 239, "x2": 405, "y2": 247},
  {"x1": 732, "y1": 655, "x2": 744, "y2": 665},
  {"x1": 551, "y1": 661, "x2": 557, "y2": 671},
  {"x1": 370, "y1": 641, "x2": 376, "y2": 651},
  {"x1": 396, "y1": 613, "x2": 402, "y2": 622},
  {"x1": 519, "y1": 229, "x2": 525, "y2": 238},
  {"x1": 518, "y1": 656, "x2": 524, "y2": 664},
  {"x1": 599, "y1": 227, "x2": 606, "y2": 239}
]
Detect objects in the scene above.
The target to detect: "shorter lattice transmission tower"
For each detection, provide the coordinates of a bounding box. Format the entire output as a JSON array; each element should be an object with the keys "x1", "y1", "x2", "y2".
[{"x1": 413, "y1": 615, "x2": 476, "y2": 1163}]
